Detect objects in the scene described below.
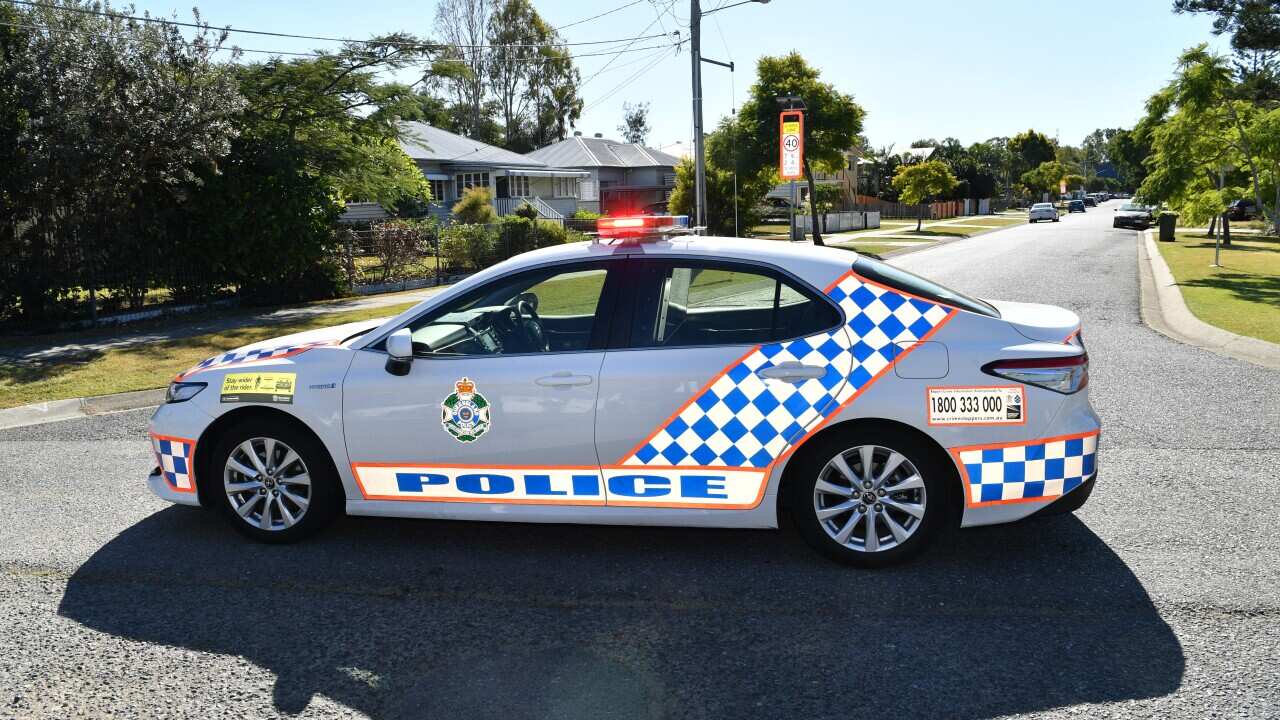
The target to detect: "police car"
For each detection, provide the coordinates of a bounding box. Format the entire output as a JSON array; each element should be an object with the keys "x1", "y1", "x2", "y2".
[{"x1": 149, "y1": 216, "x2": 1099, "y2": 567}]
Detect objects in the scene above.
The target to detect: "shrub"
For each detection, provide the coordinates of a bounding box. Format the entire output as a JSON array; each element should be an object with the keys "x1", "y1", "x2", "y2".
[
  {"x1": 571, "y1": 208, "x2": 603, "y2": 220},
  {"x1": 533, "y1": 221, "x2": 591, "y2": 248},
  {"x1": 496, "y1": 216, "x2": 536, "y2": 260},
  {"x1": 440, "y1": 223, "x2": 497, "y2": 272},
  {"x1": 513, "y1": 202, "x2": 539, "y2": 221},
  {"x1": 452, "y1": 186, "x2": 498, "y2": 224}
]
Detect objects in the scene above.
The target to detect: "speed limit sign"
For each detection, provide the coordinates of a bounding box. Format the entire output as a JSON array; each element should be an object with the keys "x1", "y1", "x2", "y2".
[{"x1": 779, "y1": 110, "x2": 804, "y2": 180}]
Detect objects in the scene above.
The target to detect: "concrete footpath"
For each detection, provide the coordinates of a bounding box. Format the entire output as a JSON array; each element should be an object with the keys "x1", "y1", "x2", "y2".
[{"x1": 1138, "y1": 229, "x2": 1280, "y2": 369}]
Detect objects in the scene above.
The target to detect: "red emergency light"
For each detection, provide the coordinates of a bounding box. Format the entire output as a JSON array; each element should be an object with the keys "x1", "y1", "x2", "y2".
[{"x1": 596, "y1": 215, "x2": 690, "y2": 240}]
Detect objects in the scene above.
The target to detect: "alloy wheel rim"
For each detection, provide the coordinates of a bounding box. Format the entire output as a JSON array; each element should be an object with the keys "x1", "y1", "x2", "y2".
[
  {"x1": 224, "y1": 437, "x2": 312, "y2": 531},
  {"x1": 812, "y1": 444, "x2": 927, "y2": 553}
]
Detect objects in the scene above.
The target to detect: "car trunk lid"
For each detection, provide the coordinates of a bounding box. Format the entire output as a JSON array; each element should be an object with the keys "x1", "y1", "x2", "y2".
[{"x1": 987, "y1": 299, "x2": 1080, "y2": 344}]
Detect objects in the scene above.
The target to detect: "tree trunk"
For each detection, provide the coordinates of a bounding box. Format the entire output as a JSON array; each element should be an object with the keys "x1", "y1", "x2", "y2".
[
  {"x1": 917, "y1": 202, "x2": 924, "y2": 232},
  {"x1": 802, "y1": 158, "x2": 823, "y2": 246},
  {"x1": 1207, "y1": 214, "x2": 1216, "y2": 238},
  {"x1": 1224, "y1": 100, "x2": 1270, "y2": 235},
  {"x1": 1222, "y1": 214, "x2": 1231, "y2": 248}
]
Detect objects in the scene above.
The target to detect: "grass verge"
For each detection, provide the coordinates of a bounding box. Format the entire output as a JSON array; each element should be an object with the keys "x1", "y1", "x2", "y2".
[
  {"x1": 0, "y1": 302, "x2": 418, "y2": 409},
  {"x1": 1157, "y1": 233, "x2": 1280, "y2": 344}
]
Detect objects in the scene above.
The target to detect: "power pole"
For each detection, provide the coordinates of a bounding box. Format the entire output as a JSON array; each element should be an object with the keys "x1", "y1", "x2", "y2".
[{"x1": 691, "y1": 0, "x2": 707, "y2": 231}]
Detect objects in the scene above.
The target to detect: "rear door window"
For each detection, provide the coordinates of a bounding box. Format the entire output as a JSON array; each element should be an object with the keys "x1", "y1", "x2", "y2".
[{"x1": 625, "y1": 260, "x2": 841, "y2": 348}]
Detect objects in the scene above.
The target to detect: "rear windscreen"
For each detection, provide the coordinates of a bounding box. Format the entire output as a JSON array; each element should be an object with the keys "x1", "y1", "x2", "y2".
[{"x1": 853, "y1": 256, "x2": 1000, "y2": 318}]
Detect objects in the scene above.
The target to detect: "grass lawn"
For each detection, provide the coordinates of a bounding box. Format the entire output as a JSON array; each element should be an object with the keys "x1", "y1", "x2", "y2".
[
  {"x1": 0, "y1": 302, "x2": 418, "y2": 409},
  {"x1": 1157, "y1": 233, "x2": 1280, "y2": 344}
]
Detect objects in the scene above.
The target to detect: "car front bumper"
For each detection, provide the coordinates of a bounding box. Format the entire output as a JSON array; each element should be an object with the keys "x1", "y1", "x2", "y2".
[{"x1": 148, "y1": 466, "x2": 202, "y2": 507}]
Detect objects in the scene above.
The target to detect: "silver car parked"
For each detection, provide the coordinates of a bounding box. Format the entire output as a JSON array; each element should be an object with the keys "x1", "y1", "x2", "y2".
[{"x1": 148, "y1": 216, "x2": 1100, "y2": 567}]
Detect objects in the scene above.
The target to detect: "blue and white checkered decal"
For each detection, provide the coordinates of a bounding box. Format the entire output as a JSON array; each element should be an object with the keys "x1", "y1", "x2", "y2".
[
  {"x1": 152, "y1": 435, "x2": 196, "y2": 492},
  {"x1": 180, "y1": 340, "x2": 332, "y2": 378},
  {"x1": 956, "y1": 432, "x2": 1098, "y2": 506},
  {"x1": 621, "y1": 273, "x2": 955, "y2": 469}
]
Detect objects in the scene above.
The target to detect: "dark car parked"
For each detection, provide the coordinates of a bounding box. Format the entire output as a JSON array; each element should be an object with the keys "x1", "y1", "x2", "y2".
[
  {"x1": 1068, "y1": 199, "x2": 1086, "y2": 213},
  {"x1": 1113, "y1": 203, "x2": 1154, "y2": 229},
  {"x1": 1227, "y1": 198, "x2": 1258, "y2": 221},
  {"x1": 1083, "y1": 196, "x2": 1097, "y2": 207}
]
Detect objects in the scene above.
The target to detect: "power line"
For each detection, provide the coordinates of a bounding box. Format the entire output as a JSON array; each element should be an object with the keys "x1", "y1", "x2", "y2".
[
  {"x1": 583, "y1": 43, "x2": 680, "y2": 112},
  {"x1": 554, "y1": 0, "x2": 648, "y2": 31},
  {"x1": 0, "y1": 19, "x2": 682, "y2": 62},
  {"x1": 7, "y1": 0, "x2": 674, "y2": 50},
  {"x1": 580, "y1": 8, "x2": 670, "y2": 88}
]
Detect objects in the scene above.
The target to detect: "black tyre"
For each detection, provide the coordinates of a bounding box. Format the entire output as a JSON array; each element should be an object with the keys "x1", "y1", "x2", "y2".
[
  {"x1": 1053, "y1": 217, "x2": 1060, "y2": 222},
  {"x1": 210, "y1": 416, "x2": 343, "y2": 543},
  {"x1": 788, "y1": 427, "x2": 949, "y2": 568}
]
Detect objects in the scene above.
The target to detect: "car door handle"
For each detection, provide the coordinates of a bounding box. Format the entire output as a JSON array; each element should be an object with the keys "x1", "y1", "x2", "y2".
[
  {"x1": 758, "y1": 362, "x2": 828, "y2": 382},
  {"x1": 535, "y1": 372, "x2": 593, "y2": 388}
]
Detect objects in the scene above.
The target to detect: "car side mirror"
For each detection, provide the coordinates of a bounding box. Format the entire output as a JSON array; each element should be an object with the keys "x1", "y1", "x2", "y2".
[{"x1": 385, "y1": 328, "x2": 413, "y2": 376}]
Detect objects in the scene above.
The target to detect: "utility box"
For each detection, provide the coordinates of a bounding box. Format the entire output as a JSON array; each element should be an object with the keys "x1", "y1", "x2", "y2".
[{"x1": 1158, "y1": 212, "x2": 1178, "y2": 241}]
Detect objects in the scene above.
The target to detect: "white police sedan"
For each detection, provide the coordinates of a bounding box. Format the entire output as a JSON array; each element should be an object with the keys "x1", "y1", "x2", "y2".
[{"x1": 149, "y1": 216, "x2": 1099, "y2": 567}]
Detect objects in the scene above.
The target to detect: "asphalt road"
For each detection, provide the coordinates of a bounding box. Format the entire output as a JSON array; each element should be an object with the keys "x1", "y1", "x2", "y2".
[{"x1": 2, "y1": 202, "x2": 1278, "y2": 719}]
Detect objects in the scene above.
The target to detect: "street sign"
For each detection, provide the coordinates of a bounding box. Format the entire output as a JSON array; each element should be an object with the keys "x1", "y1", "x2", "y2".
[{"x1": 779, "y1": 111, "x2": 804, "y2": 180}]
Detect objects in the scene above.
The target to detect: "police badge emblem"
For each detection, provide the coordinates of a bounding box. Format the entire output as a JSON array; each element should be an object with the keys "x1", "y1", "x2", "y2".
[{"x1": 441, "y1": 377, "x2": 491, "y2": 443}]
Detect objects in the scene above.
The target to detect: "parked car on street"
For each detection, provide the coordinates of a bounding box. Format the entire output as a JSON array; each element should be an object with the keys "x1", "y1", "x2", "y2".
[
  {"x1": 1113, "y1": 203, "x2": 1154, "y2": 229},
  {"x1": 148, "y1": 215, "x2": 1099, "y2": 567},
  {"x1": 1083, "y1": 196, "x2": 1097, "y2": 207},
  {"x1": 1067, "y1": 200, "x2": 1086, "y2": 213},
  {"x1": 1227, "y1": 198, "x2": 1259, "y2": 220},
  {"x1": 1028, "y1": 202, "x2": 1059, "y2": 222}
]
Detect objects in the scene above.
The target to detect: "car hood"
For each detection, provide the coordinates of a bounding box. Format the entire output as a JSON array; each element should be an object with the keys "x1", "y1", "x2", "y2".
[
  {"x1": 176, "y1": 317, "x2": 389, "y2": 379},
  {"x1": 987, "y1": 300, "x2": 1080, "y2": 344}
]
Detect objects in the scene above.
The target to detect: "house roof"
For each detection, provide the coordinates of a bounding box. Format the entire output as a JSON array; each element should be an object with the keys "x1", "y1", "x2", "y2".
[
  {"x1": 398, "y1": 121, "x2": 547, "y2": 169},
  {"x1": 526, "y1": 135, "x2": 682, "y2": 169}
]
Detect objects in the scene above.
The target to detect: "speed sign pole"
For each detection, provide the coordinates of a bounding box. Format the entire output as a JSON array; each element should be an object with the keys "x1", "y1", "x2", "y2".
[{"x1": 779, "y1": 110, "x2": 805, "y2": 241}]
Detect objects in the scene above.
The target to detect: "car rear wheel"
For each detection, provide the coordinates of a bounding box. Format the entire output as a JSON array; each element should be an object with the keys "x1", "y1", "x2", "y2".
[
  {"x1": 211, "y1": 417, "x2": 342, "y2": 543},
  {"x1": 789, "y1": 428, "x2": 947, "y2": 567}
]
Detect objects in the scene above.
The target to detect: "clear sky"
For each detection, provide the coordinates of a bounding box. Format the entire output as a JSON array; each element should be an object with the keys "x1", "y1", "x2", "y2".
[{"x1": 124, "y1": 0, "x2": 1231, "y2": 151}]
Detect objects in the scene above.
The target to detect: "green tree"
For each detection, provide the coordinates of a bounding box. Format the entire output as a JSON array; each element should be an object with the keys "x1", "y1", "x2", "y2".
[
  {"x1": 1140, "y1": 45, "x2": 1280, "y2": 233},
  {"x1": 486, "y1": 0, "x2": 581, "y2": 151},
  {"x1": 337, "y1": 140, "x2": 432, "y2": 212},
  {"x1": 618, "y1": 101, "x2": 651, "y2": 144},
  {"x1": 0, "y1": 0, "x2": 242, "y2": 321},
  {"x1": 1021, "y1": 161, "x2": 1072, "y2": 200},
  {"x1": 735, "y1": 53, "x2": 865, "y2": 245},
  {"x1": 891, "y1": 160, "x2": 959, "y2": 231},
  {"x1": 1009, "y1": 129, "x2": 1057, "y2": 178}
]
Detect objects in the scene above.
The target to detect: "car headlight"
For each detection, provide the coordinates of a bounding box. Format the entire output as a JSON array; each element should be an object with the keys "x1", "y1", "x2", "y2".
[{"x1": 165, "y1": 381, "x2": 207, "y2": 403}]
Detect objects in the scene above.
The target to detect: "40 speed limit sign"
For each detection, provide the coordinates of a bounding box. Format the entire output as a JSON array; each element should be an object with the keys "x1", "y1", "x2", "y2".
[
  {"x1": 778, "y1": 110, "x2": 804, "y2": 180},
  {"x1": 927, "y1": 386, "x2": 1025, "y2": 426}
]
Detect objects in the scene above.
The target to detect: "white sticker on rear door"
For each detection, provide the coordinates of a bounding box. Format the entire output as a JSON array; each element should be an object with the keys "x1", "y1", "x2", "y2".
[{"x1": 927, "y1": 386, "x2": 1025, "y2": 426}]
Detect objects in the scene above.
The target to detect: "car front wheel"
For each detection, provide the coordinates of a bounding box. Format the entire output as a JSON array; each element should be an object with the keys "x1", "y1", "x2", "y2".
[
  {"x1": 789, "y1": 428, "x2": 947, "y2": 567},
  {"x1": 211, "y1": 417, "x2": 342, "y2": 543}
]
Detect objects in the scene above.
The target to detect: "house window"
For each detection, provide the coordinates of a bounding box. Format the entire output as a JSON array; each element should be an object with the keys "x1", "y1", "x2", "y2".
[
  {"x1": 454, "y1": 172, "x2": 490, "y2": 197},
  {"x1": 510, "y1": 175, "x2": 530, "y2": 197},
  {"x1": 553, "y1": 177, "x2": 579, "y2": 198},
  {"x1": 428, "y1": 179, "x2": 448, "y2": 203}
]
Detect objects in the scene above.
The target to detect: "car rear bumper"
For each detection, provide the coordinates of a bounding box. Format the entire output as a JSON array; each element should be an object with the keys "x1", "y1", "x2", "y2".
[{"x1": 1026, "y1": 472, "x2": 1095, "y2": 518}]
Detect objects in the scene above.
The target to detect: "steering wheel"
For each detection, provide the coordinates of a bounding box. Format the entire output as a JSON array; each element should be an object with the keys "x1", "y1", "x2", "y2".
[{"x1": 514, "y1": 298, "x2": 549, "y2": 352}]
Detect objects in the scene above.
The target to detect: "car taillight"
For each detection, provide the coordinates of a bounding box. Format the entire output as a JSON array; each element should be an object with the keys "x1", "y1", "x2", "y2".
[{"x1": 982, "y1": 353, "x2": 1089, "y2": 394}]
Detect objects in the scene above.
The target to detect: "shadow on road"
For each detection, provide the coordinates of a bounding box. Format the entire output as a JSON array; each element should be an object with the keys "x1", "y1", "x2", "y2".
[{"x1": 59, "y1": 509, "x2": 1183, "y2": 719}]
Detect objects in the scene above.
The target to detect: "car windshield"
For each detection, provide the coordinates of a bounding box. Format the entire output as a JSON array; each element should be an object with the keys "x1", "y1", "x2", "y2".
[
  {"x1": 1120, "y1": 204, "x2": 1147, "y2": 211},
  {"x1": 1032, "y1": 203, "x2": 1052, "y2": 209}
]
